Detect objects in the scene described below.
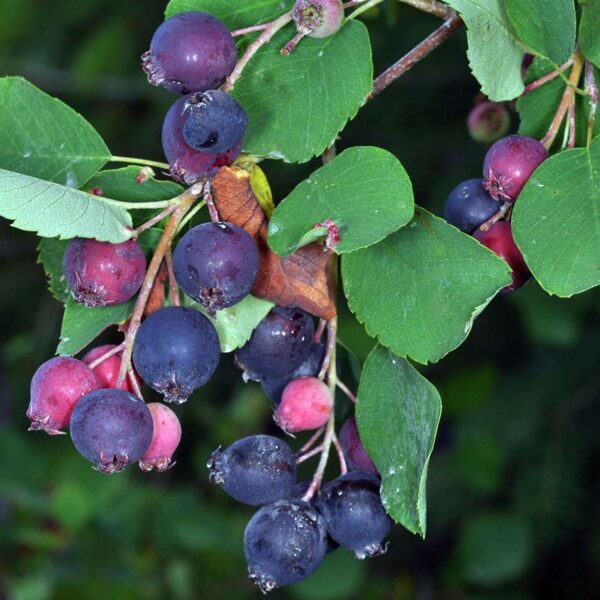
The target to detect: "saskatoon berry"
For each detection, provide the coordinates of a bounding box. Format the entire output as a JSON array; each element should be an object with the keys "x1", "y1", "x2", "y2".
[
  {"x1": 162, "y1": 94, "x2": 241, "y2": 184},
  {"x1": 275, "y1": 376, "x2": 333, "y2": 433},
  {"x1": 467, "y1": 101, "x2": 510, "y2": 144},
  {"x1": 244, "y1": 499, "x2": 328, "y2": 592},
  {"x1": 70, "y1": 388, "x2": 153, "y2": 474},
  {"x1": 173, "y1": 221, "x2": 259, "y2": 314},
  {"x1": 473, "y1": 221, "x2": 531, "y2": 292},
  {"x1": 141, "y1": 12, "x2": 237, "y2": 94},
  {"x1": 338, "y1": 415, "x2": 378, "y2": 475},
  {"x1": 317, "y1": 471, "x2": 392, "y2": 559},
  {"x1": 207, "y1": 435, "x2": 297, "y2": 505},
  {"x1": 483, "y1": 134, "x2": 548, "y2": 202},
  {"x1": 63, "y1": 238, "x2": 146, "y2": 308},
  {"x1": 293, "y1": 0, "x2": 344, "y2": 38},
  {"x1": 27, "y1": 357, "x2": 102, "y2": 435},
  {"x1": 82, "y1": 344, "x2": 140, "y2": 394},
  {"x1": 443, "y1": 178, "x2": 500, "y2": 234},
  {"x1": 236, "y1": 306, "x2": 315, "y2": 380},
  {"x1": 261, "y1": 341, "x2": 325, "y2": 405},
  {"x1": 139, "y1": 402, "x2": 182, "y2": 472},
  {"x1": 132, "y1": 306, "x2": 220, "y2": 403},
  {"x1": 182, "y1": 90, "x2": 248, "y2": 155}
]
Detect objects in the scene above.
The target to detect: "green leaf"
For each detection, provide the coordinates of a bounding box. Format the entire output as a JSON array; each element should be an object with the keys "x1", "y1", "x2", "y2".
[
  {"x1": 37, "y1": 238, "x2": 69, "y2": 303},
  {"x1": 356, "y1": 346, "x2": 441, "y2": 536},
  {"x1": 444, "y1": 0, "x2": 524, "y2": 101},
  {"x1": 580, "y1": 0, "x2": 600, "y2": 69},
  {"x1": 165, "y1": 0, "x2": 293, "y2": 28},
  {"x1": 186, "y1": 295, "x2": 274, "y2": 352},
  {"x1": 504, "y1": 0, "x2": 576, "y2": 65},
  {"x1": 86, "y1": 167, "x2": 183, "y2": 202},
  {"x1": 267, "y1": 147, "x2": 414, "y2": 255},
  {"x1": 341, "y1": 208, "x2": 511, "y2": 364},
  {"x1": 57, "y1": 298, "x2": 134, "y2": 356},
  {"x1": 233, "y1": 20, "x2": 372, "y2": 162},
  {"x1": 0, "y1": 77, "x2": 110, "y2": 184},
  {"x1": 0, "y1": 168, "x2": 133, "y2": 242},
  {"x1": 512, "y1": 137, "x2": 600, "y2": 297}
]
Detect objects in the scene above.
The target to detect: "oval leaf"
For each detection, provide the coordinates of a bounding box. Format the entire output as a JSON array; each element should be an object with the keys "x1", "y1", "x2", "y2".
[
  {"x1": 341, "y1": 208, "x2": 511, "y2": 364},
  {"x1": 37, "y1": 238, "x2": 70, "y2": 303},
  {"x1": 580, "y1": 0, "x2": 600, "y2": 69},
  {"x1": 356, "y1": 345, "x2": 441, "y2": 537},
  {"x1": 268, "y1": 147, "x2": 414, "y2": 255},
  {"x1": 0, "y1": 77, "x2": 110, "y2": 184},
  {"x1": 512, "y1": 137, "x2": 600, "y2": 297},
  {"x1": 0, "y1": 169, "x2": 132, "y2": 242}
]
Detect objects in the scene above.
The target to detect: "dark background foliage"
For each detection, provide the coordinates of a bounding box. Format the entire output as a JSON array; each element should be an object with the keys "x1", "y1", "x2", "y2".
[{"x1": 1, "y1": 1, "x2": 599, "y2": 598}]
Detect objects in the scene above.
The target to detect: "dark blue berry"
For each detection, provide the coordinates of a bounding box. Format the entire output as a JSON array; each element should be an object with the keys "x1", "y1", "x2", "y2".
[
  {"x1": 132, "y1": 306, "x2": 220, "y2": 403},
  {"x1": 142, "y1": 12, "x2": 237, "y2": 94},
  {"x1": 207, "y1": 435, "x2": 297, "y2": 505},
  {"x1": 70, "y1": 389, "x2": 153, "y2": 474},
  {"x1": 182, "y1": 90, "x2": 248, "y2": 154},
  {"x1": 236, "y1": 307, "x2": 315, "y2": 380},
  {"x1": 173, "y1": 221, "x2": 259, "y2": 315},
  {"x1": 317, "y1": 471, "x2": 392, "y2": 559},
  {"x1": 442, "y1": 178, "x2": 499, "y2": 234},
  {"x1": 244, "y1": 499, "x2": 328, "y2": 592}
]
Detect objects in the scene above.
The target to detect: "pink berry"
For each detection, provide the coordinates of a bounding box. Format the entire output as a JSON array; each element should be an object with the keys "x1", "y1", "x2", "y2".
[
  {"x1": 139, "y1": 403, "x2": 182, "y2": 472},
  {"x1": 81, "y1": 344, "x2": 141, "y2": 394},
  {"x1": 293, "y1": 0, "x2": 344, "y2": 39},
  {"x1": 27, "y1": 356, "x2": 102, "y2": 435},
  {"x1": 467, "y1": 101, "x2": 510, "y2": 144},
  {"x1": 63, "y1": 238, "x2": 147, "y2": 308},
  {"x1": 338, "y1": 415, "x2": 378, "y2": 475},
  {"x1": 473, "y1": 221, "x2": 531, "y2": 292},
  {"x1": 275, "y1": 377, "x2": 333, "y2": 433}
]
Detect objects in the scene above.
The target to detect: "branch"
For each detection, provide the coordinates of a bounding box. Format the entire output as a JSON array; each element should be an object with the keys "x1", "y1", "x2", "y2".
[
  {"x1": 396, "y1": 0, "x2": 453, "y2": 19},
  {"x1": 369, "y1": 12, "x2": 463, "y2": 99}
]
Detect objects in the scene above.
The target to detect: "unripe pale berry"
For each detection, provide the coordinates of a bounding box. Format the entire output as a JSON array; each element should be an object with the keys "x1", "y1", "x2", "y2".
[
  {"x1": 467, "y1": 101, "x2": 510, "y2": 144},
  {"x1": 139, "y1": 403, "x2": 182, "y2": 472},
  {"x1": 293, "y1": 0, "x2": 344, "y2": 38},
  {"x1": 27, "y1": 356, "x2": 102, "y2": 435},
  {"x1": 81, "y1": 344, "x2": 140, "y2": 394},
  {"x1": 275, "y1": 377, "x2": 333, "y2": 433}
]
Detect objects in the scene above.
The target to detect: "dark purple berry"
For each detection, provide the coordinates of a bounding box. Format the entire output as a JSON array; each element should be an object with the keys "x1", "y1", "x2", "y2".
[
  {"x1": 69, "y1": 388, "x2": 153, "y2": 474},
  {"x1": 244, "y1": 499, "x2": 328, "y2": 592},
  {"x1": 173, "y1": 221, "x2": 259, "y2": 315},
  {"x1": 162, "y1": 94, "x2": 241, "y2": 184},
  {"x1": 182, "y1": 90, "x2": 248, "y2": 154},
  {"x1": 473, "y1": 221, "x2": 531, "y2": 292},
  {"x1": 338, "y1": 415, "x2": 378, "y2": 475},
  {"x1": 27, "y1": 357, "x2": 102, "y2": 435},
  {"x1": 293, "y1": 0, "x2": 344, "y2": 38},
  {"x1": 141, "y1": 12, "x2": 237, "y2": 94},
  {"x1": 132, "y1": 306, "x2": 220, "y2": 403},
  {"x1": 467, "y1": 101, "x2": 510, "y2": 144},
  {"x1": 483, "y1": 135, "x2": 548, "y2": 202},
  {"x1": 207, "y1": 435, "x2": 297, "y2": 505},
  {"x1": 317, "y1": 471, "x2": 392, "y2": 559},
  {"x1": 236, "y1": 306, "x2": 315, "y2": 380},
  {"x1": 63, "y1": 238, "x2": 146, "y2": 308},
  {"x1": 443, "y1": 178, "x2": 500, "y2": 234}
]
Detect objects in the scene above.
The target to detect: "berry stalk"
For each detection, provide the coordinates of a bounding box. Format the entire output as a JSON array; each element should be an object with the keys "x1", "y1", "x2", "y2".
[
  {"x1": 585, "y1": 60, "x2": 599, "y2": 146},
  {"x1": 110, "y1": 155, "x2": 170, "y2": 170},
  {"x1": 524, "y1": 59, "x2": 573, "y2": 95}
]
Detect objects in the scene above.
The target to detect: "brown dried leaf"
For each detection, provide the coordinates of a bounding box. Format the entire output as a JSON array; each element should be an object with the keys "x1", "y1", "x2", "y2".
[{"x1": 212, "y1": 167, "x2": 336, "y2": 320}]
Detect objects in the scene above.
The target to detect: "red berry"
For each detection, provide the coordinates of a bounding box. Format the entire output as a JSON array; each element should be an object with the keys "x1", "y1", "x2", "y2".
[
  {"x1": 338, "y1": 415, "x2": 378, "y2": 475},
  {"x1": 139, "y1": 403, "x2": 182, "y2": 472},
  {"x1": 473, "y1": 221, "x2": 531, "y2": 292},
  {"x1": 81, "y1": 344, "x2": 141, "y2": 394},
  {"x1": 63, "y1": 238, "x2": 146, "y2": 307},
  {"x1": 467, "y1": 101, "x2": 510, "y2": 144},
  {"x1": 27, "y1": 357, "x2": 102, "y2": 434},
  {"x1": 275, "y1": 377, "x2": 333, "y2": 433}
]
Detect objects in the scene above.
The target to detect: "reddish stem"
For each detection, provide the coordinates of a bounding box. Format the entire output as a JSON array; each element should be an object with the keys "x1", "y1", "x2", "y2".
[
  {"x1": 87, "y1": 342, "x2": 125, "y2": 370},
  {"x1": 478, "y1": 201, "x2": 511, "y2": 232},
  {"x1": 585, "y1": 60, "x2": 599, "y2": 146},
  {"x1": 165, "y1": 250, "x2": 180, "y2": 307},
  {"x1": 567, "y1": 99, "x2": 576, "y2": 149},
  {"x1": 336, "y1": 379, "x2": 356, "y2": 403},
  {"x1": 332, "y1": 432, "x2": 348, "y2": 474},
  {"x1": 296, "y1": 444, "x2": 324, "y2": 464},
  {"x1": 204, "y1": 180, "x2": 220, "y2": 222},
  {"x1": 134, "y1": 204, "x2": 178, "y2": 236},
  {"x1": 313, "y1": 318, "x2": 327, "y2": 342},
  {"x1": 231, "y1": 23, "x2": 271, "y2": 37},
  {"x1": 523, "y1": 60, "x2": 573, "y2": 95},
  {"x1": 299, "y1": 426, "x2": 325, "y2": 453},
  {"x1": 127, "y1": 369, "x2": 143, "y2": 400}
]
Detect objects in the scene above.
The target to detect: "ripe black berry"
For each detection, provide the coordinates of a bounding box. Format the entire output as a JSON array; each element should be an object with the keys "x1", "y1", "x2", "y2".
[
  {"x1": 317, "y1": 471, "x2": 392, "y2": 559},
  {"x1": 142, "y1": 12, "x2": 237, "y2": 94},
  {"x1": 182, "y1": 90, "x2": 248, "y2": 155},
  {"x1": 443, "y1": 178, "x2": 499, "y2": 234},
  {"x1": 132, "y1": 306, "x2": 220, "y2": 403},
  {"x1": 236, "y1": 306, "x2": 315, "y2": 380},
  {"x1": 244, "y1": 499, "x2": 328, "y2": 592},
  {"x1": 207, "y1": 435, "x2": 297, "y2": 505},
  {"x1": 70, "y1": 388, "x2": 153, "y2": 474},
  {"x1": 173, "y1": 221, "x2": 259, "y2": 315}
]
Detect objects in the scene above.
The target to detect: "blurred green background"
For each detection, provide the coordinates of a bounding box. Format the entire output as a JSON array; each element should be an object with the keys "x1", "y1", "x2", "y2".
[{"x1": 1, "y1": 1, "x2": 600, "y2": 598}]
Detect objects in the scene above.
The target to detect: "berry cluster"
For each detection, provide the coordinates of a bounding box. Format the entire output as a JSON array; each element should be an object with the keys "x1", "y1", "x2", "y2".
[{"x1": 442, "y1": 134, "x2": 547, "y2": 291}]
